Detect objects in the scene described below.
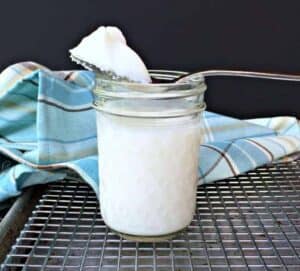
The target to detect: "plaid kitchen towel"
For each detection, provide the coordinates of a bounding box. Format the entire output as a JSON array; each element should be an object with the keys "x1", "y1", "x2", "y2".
[{"x1": 0, "y1": 62, "x2": 299, "y2": 203}]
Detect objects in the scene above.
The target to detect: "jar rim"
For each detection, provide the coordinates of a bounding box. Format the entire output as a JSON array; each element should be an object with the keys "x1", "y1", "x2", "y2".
[
  {"x1": 92, "y1": 70, "x2": 206, "y2": 118},
  {"x1": 93, "y1": 70, "x2": 206, "y2": 100},
  {"x1": 95, "y1": 73, "x2": 204, "y2": 88}
]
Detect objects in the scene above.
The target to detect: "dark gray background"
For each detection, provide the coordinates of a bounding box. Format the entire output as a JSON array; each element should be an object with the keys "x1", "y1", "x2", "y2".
[{"x1": 0, "y1": 1, "x2": 299, "y2": 118}]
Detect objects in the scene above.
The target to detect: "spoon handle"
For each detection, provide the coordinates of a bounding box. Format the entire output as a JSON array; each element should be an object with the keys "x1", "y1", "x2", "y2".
[
  {"x1": 180, "y1": 70, "x2": 300, "y2": 82},
  {"x1": 202, "y1": 70, "x2": 300, "y2": 81}
]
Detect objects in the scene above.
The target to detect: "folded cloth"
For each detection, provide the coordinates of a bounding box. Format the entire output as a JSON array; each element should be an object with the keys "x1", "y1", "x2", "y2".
[{"x1": 0, "y1": 62, "x2": 299, "y2": 202}]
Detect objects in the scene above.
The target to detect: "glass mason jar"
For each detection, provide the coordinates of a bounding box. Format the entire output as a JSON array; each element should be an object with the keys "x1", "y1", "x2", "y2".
[{"x1": 93, "y1": 71, "x2": 206, "y2": 241}]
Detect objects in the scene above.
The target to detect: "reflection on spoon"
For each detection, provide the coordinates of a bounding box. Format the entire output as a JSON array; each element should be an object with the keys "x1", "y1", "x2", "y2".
[{"x1": 176, "y1": 70, "x2": 300, "y2": 83}]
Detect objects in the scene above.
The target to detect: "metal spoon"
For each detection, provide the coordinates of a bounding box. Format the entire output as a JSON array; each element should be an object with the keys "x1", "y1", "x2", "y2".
[{"x1": 71, "y1": 52, "x2": 300, "y2": 84}]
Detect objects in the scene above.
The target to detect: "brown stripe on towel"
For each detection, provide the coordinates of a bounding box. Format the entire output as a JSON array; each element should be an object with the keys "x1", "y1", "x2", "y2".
[
  {"x1": 22, "y1": 62, "x2": 46, "y2": 72},
  {"x1": 201, "y1": 142, "x2": 238, "y2": 178},
  {"x1": 246, "y1": 138, "x2": 274, "y2": 160},
  {"x1": 64, "y1": 71, "x2": 74, "y2": 81},
  {"x1": 38, "y1": 98, "x2": 92, "y2": 112}
]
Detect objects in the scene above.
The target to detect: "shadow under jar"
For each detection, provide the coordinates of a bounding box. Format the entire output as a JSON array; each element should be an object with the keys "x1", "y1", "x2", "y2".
[{"x1": 93, "y1": 71, "x2": 206, "y2": 241}]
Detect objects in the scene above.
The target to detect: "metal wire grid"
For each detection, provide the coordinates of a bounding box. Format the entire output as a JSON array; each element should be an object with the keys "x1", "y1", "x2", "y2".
[{"x1": 2, "y1": 161, "x2": 300, "y2": 271}]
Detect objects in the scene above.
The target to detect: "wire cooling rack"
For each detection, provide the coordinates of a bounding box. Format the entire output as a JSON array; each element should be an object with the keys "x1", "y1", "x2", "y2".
[{"x1": 2, "y1": 160, "x2": 300, "y2": 270}]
